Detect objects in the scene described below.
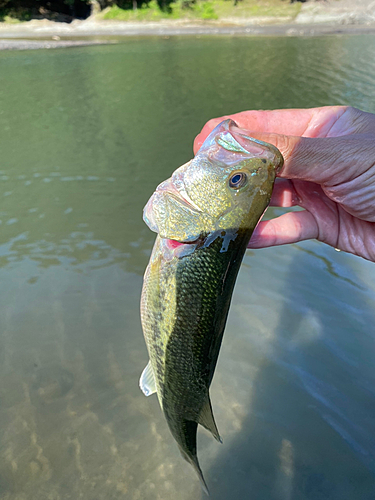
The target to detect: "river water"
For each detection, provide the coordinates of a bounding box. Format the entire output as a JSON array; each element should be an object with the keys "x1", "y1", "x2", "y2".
[{"x1": 0, "y1": 34, "x2": 375, "y2": 500}]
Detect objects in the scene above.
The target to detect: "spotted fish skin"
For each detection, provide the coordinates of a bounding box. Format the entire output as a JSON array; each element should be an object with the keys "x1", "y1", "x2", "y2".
[{"x1": 140, "y1": 119, "x2": 283, "y2": 493}]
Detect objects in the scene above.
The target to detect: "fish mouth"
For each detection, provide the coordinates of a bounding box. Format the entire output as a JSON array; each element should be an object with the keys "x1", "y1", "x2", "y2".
[
  {"x1": 164, "y1": 188, "x2": 202, "y2": 215},
  {"x1": 229, "y1": 122, "x2": 284, "y2": 173},
  {"x1": 158, "y1": 177, "x2": 202, "y2": 213},
  {"x1": 199, "y1": 119, "x2": 284, "y2": 173},
  {"x1": 143, "y1": 178, "x2": 202, "y2": 238},
  {"x1": 165, "y1": 238, "x2": 197, "y2": 249}
]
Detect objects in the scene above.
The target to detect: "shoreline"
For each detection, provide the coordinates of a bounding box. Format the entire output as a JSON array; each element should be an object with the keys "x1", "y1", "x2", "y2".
[{"x1": 1, "y1": 2, "x2": 375, "y2": 50}]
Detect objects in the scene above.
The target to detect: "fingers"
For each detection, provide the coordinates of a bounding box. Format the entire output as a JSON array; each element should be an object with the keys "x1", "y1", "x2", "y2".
[
  {"x1": 247, "y1": 211, "x2": 319, "y2": 248},
  {"x1": 269, "y1": 179, "x2": 299, "y2": 207},
  {"x1": 195, "y1": 119, "x2": 375, "y2": 189},
  {"x1": 220, "y1": 130, "x2": 375, "y2": 188},
  {"x1": 265, "y1": 133, "x2": 375, "y2": 187},
  {"x1": 247, "y1": 133, "x2": 338, "y2": 184},
  {"x1": 193, "y1": 106, "x2": 349, "y2": 153}
]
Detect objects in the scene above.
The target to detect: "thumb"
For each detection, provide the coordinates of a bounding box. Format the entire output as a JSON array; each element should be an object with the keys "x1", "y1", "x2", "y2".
[
  {"x1": 227, "y1": 131, "x2": 375, "y2": 187},
  {"x1": 193, "y1": 127, "x2": 337, "y2": 184}
]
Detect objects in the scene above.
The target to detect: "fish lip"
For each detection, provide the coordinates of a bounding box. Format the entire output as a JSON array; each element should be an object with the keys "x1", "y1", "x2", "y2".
[
  {"x1": 166, "y1": 190, "x2": 202, "y2": 215},
  {"x1": 204, "y1": 119, "x2": 284, "y2": 172},
  {"x1": 143, "y1": 197, "x2": 158, "y2": 232},
  {"x1": 157, "y1": 178, "x2": 203, "y2": 215},
  {"x1": 166, "y1": 237, "x2": 198, "y2": 249},
  {"x1": 228, "y1": 121, "x2": 284, "y2": 172},
  {"x1": 143, "y1": 178, "x2": 203, "y2": 237}
]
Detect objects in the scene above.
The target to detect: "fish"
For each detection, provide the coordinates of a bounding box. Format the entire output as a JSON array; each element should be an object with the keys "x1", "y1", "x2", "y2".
[{"x1": 139, "y1": 119, "x2": 283, "y2": 494}]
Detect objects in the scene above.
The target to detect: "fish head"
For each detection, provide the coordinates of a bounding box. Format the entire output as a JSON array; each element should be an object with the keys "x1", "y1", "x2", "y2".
[{"x1": 143, "y1": 119, "x2": 283, "y2": 245}]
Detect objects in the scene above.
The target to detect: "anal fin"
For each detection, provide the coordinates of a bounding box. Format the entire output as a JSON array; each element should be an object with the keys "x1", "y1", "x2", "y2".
[
  {"x1": 139, "y1": 360, "x2": 156, "y2": 396},
  {"x1": 198, "y1": 394, "x2": 222, "y2": 443}
]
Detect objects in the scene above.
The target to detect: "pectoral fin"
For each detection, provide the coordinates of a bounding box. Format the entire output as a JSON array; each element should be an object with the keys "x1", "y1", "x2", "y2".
[
  {"x1": 198, "y1": 394, "x2": 222, "y2": 443},
  {"x1": 139, "y1": 360, "x2": 156, "y2": 396}
]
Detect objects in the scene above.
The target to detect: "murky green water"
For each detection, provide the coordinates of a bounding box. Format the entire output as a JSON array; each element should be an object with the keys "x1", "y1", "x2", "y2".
[{"x1": 0, "y1": 34, "x2": 375, "y2": 500}]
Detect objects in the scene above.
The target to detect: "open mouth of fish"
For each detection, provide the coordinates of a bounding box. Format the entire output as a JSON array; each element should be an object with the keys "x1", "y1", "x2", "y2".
[{"x1": 143, "y1": 120, "x2": 284, "y2": 250}]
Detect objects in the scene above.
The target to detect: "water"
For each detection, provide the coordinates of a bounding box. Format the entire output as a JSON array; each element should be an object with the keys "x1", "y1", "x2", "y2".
[{"x1": 0, "y1": 34, "x2": 375, "y2": 500}]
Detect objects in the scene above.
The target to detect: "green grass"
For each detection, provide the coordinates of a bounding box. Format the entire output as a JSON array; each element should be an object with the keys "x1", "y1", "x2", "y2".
[
  {"x1": 0, "y1": 9, "x2": 33, "y2": 22},
  {"x1": 98, "y1": 0, "x2": 301, "y2": 22},
  {"x1": 0, "y1": 0, "x2": 301, "y2": 24},
  {"x1": 214, "y1": 0, "x2": 301, "y2": 19},
  {"x1": 2, "y1": 15, "x2": 22, "y2": 23},
  {"x1": 100, "y1": 2, "x2": 178, "y2": 21},
  {"x1": 99, "y1": 1, "x2": 218, "y2": 21}
]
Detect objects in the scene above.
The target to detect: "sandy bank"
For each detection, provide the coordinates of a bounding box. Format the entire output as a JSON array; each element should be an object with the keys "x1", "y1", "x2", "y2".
[{"x1": 0, "y1": 0, "x2": 374, "y2": 50}]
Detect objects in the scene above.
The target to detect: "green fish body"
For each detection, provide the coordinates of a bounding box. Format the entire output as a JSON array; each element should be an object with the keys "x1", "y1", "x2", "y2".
[{"x1": 140, "y1": 120, "x2": 283, "y2": 493}]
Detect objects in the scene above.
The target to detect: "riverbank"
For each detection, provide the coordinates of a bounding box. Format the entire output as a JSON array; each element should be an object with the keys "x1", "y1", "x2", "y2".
[{"x1": 0, "y1": 0, "x2": 375, "y2": 50}]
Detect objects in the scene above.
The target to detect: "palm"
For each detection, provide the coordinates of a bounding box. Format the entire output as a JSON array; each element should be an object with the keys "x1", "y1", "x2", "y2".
[{"x1": 283, "y1": 178, "x2": 372, "y2": 258}]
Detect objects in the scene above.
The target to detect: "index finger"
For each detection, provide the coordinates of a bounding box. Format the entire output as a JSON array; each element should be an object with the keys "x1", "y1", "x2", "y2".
[{"x1": 193, "y1": 106, "x2": 348, "y2": 154}]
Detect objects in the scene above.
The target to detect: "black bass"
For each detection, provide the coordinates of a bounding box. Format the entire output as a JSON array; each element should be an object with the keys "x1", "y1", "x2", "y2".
[{"x1": 140, "y1": 119, "x2": 283, "y2": 493}]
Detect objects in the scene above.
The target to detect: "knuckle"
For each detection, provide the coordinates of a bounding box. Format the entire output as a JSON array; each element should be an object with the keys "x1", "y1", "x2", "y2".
[{"x1": 279, "y1": 134, "x2": 300, "y2": 162}]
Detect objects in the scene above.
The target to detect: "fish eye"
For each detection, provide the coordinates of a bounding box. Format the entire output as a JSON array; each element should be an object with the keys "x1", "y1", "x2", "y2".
[{"x1": 229, "y1": 172, "x2": 247, "y2": 189}]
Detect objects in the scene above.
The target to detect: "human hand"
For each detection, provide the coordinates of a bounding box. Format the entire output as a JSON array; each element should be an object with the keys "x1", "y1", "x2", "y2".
[{"x1": 194, "y1": 106, "x2": 375, "y2": 262}]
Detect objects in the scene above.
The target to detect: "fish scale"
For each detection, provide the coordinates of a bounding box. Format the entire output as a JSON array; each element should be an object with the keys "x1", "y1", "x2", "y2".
[
  {"x1": 139, "y1": 119, "x2": 283, "y2": 494},
  {"x1": 142, "y1": 231, "x2": 251, "y2": 492}
]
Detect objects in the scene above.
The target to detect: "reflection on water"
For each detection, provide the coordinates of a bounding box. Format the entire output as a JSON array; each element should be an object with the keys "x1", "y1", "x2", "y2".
[
  {"x1": 294, "y1": 244, "x2": 365, "y2": 290},
  {"x1": 0, "y1": 35, "x2": 375, "y2": 500}
]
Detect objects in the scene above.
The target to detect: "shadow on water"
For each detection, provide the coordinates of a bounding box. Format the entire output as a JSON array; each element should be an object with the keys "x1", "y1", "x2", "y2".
[{"x1": 205, "y1": 243, "x2": 375, "y2": 500}]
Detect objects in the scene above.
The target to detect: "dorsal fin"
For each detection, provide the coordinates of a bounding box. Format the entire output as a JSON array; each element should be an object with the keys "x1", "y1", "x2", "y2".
[
  {"x1": 139, "y1": 360, "x2": 156, "y2": 396},
  {"x1": 198, "y1": 394, "x2": 222, "y2": 443}
]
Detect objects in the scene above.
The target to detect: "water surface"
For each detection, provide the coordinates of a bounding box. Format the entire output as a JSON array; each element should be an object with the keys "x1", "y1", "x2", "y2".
[{"x1": 0, "y1": 35, "x2": 375, "y2": 500}]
